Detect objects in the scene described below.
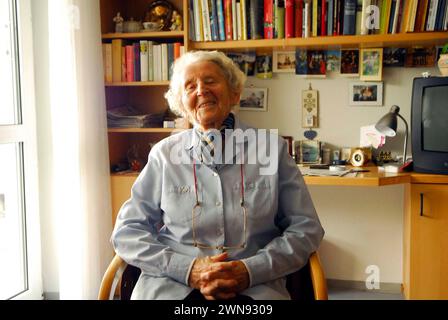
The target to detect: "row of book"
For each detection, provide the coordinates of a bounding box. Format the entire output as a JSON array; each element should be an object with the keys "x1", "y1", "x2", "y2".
[
  {"x1": 188, "y1": 0, "x2": 448, "y2": 41},
  {"x1": 102, "y1": 40, "x2": 185, "y2": 83}
]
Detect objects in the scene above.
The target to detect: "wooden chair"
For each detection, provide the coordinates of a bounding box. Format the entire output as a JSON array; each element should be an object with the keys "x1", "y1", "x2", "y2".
[{"x1": 98, "y1": 252, "x2": 328, "y2": 300}]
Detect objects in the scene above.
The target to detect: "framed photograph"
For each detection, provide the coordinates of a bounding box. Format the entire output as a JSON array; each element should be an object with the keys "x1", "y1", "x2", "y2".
[
  {"x1": 383, "y1": 48, "x2": 406, "y2": 67},
  {"x1": 340, "y1": 49, "x2": 359, "y2": 76},
  {"x1": 282, "y1": 136, "x2": 293, "y2": 156},
  {"x1": 239, "y1": 87, "x2": 268, "y2": 111},
  {"x1": 360, "y1": 48, "x2": 383, "y2": 81},
  {"x1": 273, "y1": 50, "x2": 296, "y2": 73},
  {"x1": 405, "y1": 46, "x2": 436, "y2": 67},
  {"x1": 349, "y1": 82, "x2": 383, "y2": 106},
  {"x1": 297, "y1": 140, "x2": 321, "y2": 164}
]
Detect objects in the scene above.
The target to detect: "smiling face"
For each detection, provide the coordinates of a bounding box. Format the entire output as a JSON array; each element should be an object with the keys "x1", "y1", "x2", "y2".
[{"x1": 181, "y1": 61, "x2": 240, "y2": 131}]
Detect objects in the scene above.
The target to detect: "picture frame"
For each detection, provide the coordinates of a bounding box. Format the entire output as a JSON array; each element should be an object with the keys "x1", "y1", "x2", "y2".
[
  {"x1": 282, "y1": 136, "x2": 293, "y2": 156},
  {"x1": 296, "y1": 140, "x2": 321, "y2": 164},
  {"x1": 340, "y1": 49, "x2": 359, "y2": 77},
  {"x1": 349, "y1": 82, "x2": 383, "y2": 106},
  {"x1": 239, "y1": 87, "x2": 268, "y2": 111},
  {"x1": 360, "y1": 48, "x2": 383, "y2": 81},
  {"x1": 273, "y1": 50, "x2": 296, "y2": 73}
]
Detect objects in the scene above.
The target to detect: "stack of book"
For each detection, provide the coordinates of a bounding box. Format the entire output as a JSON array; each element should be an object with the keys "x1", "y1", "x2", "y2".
[
  {"x1": 102, "y1": 40, "x2": 185, "y2": 83},
  {"x1": 188, "y1": 0, "x2": 448, "y2": 41},
  {"x1": 107, "y1": 106, "x2": 165, "y2": 128}
]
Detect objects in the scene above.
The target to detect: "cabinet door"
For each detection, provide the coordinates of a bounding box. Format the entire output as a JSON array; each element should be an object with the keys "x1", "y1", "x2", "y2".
[{"x1": 409, "y1": 184, "x2": 448, "y2": 299}]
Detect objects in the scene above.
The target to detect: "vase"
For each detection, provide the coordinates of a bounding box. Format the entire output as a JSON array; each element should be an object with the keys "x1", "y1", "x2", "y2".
[{"x1": 438, "y1": 53, "x2": 448, "y2": 76}]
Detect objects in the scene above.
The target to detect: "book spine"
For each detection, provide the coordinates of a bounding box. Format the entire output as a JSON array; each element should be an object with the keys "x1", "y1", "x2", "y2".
[
  {"x1": 139, "y1": 40, "x2": 148, "y2": 82},
  {"x1": 285, "y1": 0, "x2": 295, "y2": 37},
  {"x1": 210, "y1": 0, "x2": 220, "y2": 41},
  {"x1": 232, "y1": 0, "x2": 238, "y2": 39},
  {"x1": 276, "y1": 0, "x2": 286, "y2": 38},
  {"x1": 147, "y1": 41, "x2": 153, "y2": 81},
  {"x1": 125, "y1": 45, "x2": 134, "y2": 82},
  {"x1": 174, "y1": 42, "x2": 181, "y2": 60},
  {"x1": 264, "y1": 0, "x2": 274, "y2": 38},
  {"x1": 121, "y1": 47, "x2": 126, "y2": 81},
  {"x1": 343, "y1": 0, "x2": 356, "y2": 34},
  {"x1": 189, "y1": 0, "x2": 196, "y2": 41},
  {"x1": 216, "y1": 0, "x2": 226, "y2": 40},
  {"x1": 224, "y1": 0, "x2": 234, "y2": 40},
  {"x1": 111, "y1": 39, "x2": 122, "y2": 83},
  {"x1": 161, "y1": 43, "x2": 168, "y2": 81},
  {"x1": 295, "y1": 0, "x2": 304, "y2": 37},
  {"x1": 133, "y1": 43, "x2": 140, "y2": 82},
  {"x1": 321, "y1": 0, "x2": 327, "y2": 35},
  {"x1": 304, "y1": 0, "x2": 312, "y2": 37},
  {"x1": 250, "y1": 0, "x2": 264, "y2": 39},
  {"x1": 103, "y1": 43, "x2": 113, "y2": 83},
  {"x1": 167, "y1": 43, "x2": 174, "y2": 80},
  {"x1": 241, "y1": 0, "x2": 248, "y2": 40},
  {"x1": 193, "y1": 0, "x2": 203, "y2": 41},
  {"x1": 201, "y1": 0, "x2": 212, "y2": 41},
  {"x1": 327, "y1": 0, "x2": 334, "y2": 35}
]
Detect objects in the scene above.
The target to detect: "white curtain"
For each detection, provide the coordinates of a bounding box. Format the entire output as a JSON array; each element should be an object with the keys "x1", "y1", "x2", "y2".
[{"x1": 47, "y1": 0, "x2": 112, "y2": 299}]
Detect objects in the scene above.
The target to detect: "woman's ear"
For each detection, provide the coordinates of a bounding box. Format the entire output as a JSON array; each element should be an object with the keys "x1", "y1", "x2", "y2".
[{"x1": 230, "y1": 91, "x2": 241, "y2": 106}]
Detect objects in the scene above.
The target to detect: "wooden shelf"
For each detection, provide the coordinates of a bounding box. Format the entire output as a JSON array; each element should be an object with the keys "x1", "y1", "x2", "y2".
[
  {"x1": 189, "y1": 32, "x2": 448, "y2": 51},
  {"x1": 108, "y1": 128, "x2": 186, "y2": 133},
  {"x1": 105, "y1": 81, "x2": 169, "y2": 87},
  {"x1": 102, "y1": 30, "x2": 185, "y2": 40}
]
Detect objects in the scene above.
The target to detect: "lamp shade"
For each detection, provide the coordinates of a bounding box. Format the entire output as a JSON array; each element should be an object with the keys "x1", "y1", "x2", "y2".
[{"x1": 375, "y1": 105, "x2": 400, "y2": 137}]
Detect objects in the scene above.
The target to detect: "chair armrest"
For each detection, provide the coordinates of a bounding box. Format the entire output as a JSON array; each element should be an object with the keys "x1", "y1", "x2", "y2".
[
  {"x1": 98, "y1": 255, "x2": 128, "y2": 300},
  {"x1": 309, "y1": 252, "x2": 328, "y2": 300}
]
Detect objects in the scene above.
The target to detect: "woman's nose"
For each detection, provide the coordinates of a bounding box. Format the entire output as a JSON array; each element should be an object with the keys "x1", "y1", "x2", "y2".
[{"x1": 196, "y1": 82, "x2": 209, "y2": 95}]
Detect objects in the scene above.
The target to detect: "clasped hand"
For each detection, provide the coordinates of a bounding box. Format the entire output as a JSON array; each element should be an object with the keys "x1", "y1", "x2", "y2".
[{"x1": 188, "y1": 252, "x2": 249, "y2": 300}]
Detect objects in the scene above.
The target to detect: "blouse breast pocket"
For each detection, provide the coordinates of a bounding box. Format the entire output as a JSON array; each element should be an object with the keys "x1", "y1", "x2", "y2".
[
  {"x1": 161, "y1": 184, "x2": 203, "y2": 223},
  {"x1": 234, "y1": 178, "x2": 273, "y2": 220}
]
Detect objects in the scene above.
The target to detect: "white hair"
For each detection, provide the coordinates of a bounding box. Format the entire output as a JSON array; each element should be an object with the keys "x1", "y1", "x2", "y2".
[{"x1": 164, "y1": 50, "x2": 247, "y2": 122}]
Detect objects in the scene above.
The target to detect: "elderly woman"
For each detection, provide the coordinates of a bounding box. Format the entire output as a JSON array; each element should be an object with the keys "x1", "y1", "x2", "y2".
[{"x1": 111, "y1": 50, "x2": 324, "y2": 300}]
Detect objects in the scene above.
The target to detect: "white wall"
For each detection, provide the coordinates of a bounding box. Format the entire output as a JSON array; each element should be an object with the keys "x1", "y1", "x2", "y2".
[{"x1": 239, "y1": 66, "x2": 440, "y2": 283}]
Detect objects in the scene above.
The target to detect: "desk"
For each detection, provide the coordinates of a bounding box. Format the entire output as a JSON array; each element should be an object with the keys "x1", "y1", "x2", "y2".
[{"x1": 301, "y1": 166, "x2": 448, "y2": 299}]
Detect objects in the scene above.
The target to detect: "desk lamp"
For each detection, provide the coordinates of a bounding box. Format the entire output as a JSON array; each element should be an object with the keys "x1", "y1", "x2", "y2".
[{"x1": 375, "y1": 105, "x2": 413, "y2": 172}]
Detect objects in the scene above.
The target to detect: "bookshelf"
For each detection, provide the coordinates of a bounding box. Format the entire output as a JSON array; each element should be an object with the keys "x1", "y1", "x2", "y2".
[
  {"x1": 188, "y1": 32, "x2": 448, "y2": 51},
  {"x1": 100, "y1": 0, "x2": 188, "y2": 223}
]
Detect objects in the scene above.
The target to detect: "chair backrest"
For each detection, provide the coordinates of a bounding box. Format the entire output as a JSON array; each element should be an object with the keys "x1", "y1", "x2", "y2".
[{"x1": 98, "y1": 252, "x2": 328, "y2": 300}]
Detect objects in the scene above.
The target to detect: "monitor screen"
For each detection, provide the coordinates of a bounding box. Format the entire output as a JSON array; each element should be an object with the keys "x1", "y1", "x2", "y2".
[{"x1": 422, "y1": 86, "x2": 448, "y2": 152}]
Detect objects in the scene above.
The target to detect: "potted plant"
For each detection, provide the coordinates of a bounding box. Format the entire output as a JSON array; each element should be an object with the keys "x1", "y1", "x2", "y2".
[{"x1": 438, "y1": 44, "x2": 448, "y2": 76}]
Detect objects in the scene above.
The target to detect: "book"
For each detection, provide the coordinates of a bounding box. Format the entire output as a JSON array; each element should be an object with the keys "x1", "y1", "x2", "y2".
[
  {"x1": 224, "y1": 0, "x2": 234, "y2": 40},
  {"x1": 343, "y1": 0, "x2": 357, "y2": 34},
  {"x1": 216, "y1": 0, "x2": 226, "y2": 40},
  {"x1": 139, "y1": 40, "x2": 148, "y2": 82},
  {"x1": 249, "y1": 0, "x2": 264, "y2": 39},
  {"x1": 147, "y1": 41, "x2": 154, "y2": 81},
  {"x1": 285, "y1": 0, "x2": 295, "y2": 37},
  {"x1": 210, "y1": 0, "x2": 220, "y2": 41},
  {"x1": 133, "y1": 43, "x2": 141, "y2": 82},
  {"x1": 125, "y1": 45, "x2": 134, "y2": 82},
  {"x1": 111, "y1": 39, "x2": 122, "y2": 83},
  {"x1": 295, "y1": 0, "x2": 304, "y2": 37},
  {"x1": 103, "y1": 43, "x2": 112, "y2": 83},
  {"x1": 276, "y1": 0, "x2": 286, "y2": 38},
  {"x1": 264, "y1": 0, "x2": 274, "y2": 38},
  {"x1": 201, "y1": 0, "x2": 212, "y2": 41}
]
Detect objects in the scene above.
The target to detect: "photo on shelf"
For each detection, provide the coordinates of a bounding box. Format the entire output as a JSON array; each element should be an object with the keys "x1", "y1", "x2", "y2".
[
  {"x1": 238, "y1": 87, "x2": 268, "y2": 111},
  {"x1": 340, "y1": 49, "x2": 359, "y2": 76},
  {"x1": 295, "y1": 50, "x2": 326, "y2": 77},
  {"x1": 360, "y1": 48, "x2": 383, "y2": 81},
  {"x1": 383, "y1": 48, "x2": 406, "y2": 67},
  {"x1": 326, "y1": 50, "x2": 341, "y2": 71},
  {"x1": 256, "y1": 54, "x2": 273, "y2": 79},
  {"x1": 273, "y1": 50, "x2": 296, "y2": 73},
  {"x1": 349, "y1": 82, "x2": 383, "y2": 106},
  {"x1": 405, "y1": 47, "x2": 436, "y2": 67},
  {"x1": 227, "y1": 52, "x2": 256, "y2": 76},
  {"x1": 296, "y1": 140, "x2": 321, "y2": 164}
]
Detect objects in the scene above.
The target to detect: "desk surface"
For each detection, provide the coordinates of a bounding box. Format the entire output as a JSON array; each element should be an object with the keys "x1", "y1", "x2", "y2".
[{"x1": 302, "y1": 166, "x2": 448, "y2": 186}]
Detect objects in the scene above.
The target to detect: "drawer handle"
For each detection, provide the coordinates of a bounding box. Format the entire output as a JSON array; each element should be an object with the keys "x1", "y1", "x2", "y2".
[{"x1": 420, "y1": 193, "x2": 424, "y2": 217}]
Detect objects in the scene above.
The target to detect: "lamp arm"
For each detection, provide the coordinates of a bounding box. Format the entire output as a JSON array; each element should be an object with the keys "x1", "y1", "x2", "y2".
[{"x1": 397, "y1": 113, "x2": 409, "y2": 163}]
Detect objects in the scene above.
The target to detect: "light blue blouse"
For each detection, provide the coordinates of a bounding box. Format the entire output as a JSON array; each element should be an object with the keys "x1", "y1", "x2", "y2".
[{"x1": 111, "y1": 116, "x2": 324, "y2": 300}]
